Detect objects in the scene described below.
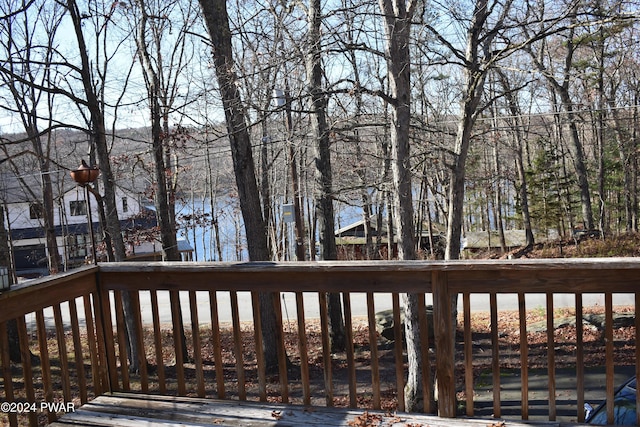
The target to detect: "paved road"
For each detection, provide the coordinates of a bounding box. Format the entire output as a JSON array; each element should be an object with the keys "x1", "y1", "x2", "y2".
[
  {"x1": 27, "y1": 291, "x2": 633, "y2": 330},
  {"x1": 137, "y1": 291, "x2": 633, "y2": 325}
]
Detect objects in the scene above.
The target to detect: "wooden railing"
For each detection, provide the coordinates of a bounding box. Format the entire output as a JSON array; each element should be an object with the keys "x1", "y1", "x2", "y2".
[
  {"x1": 0, "y1": 267, "x2": 104, "y2": 426},
  {"x1": 1, "y1": 259, "x2": 639, "y2": 426}
]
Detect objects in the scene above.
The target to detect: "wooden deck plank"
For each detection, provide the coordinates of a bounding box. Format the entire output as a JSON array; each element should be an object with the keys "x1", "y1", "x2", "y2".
[{"x1": 51, "y1": 392, "x2": 591, "y2": 427}]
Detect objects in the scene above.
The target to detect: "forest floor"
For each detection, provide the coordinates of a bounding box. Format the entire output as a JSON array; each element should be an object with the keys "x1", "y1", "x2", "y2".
[
  {"x1": 471, "y1": 230, "x2": 640, "y2": 259},
  {"x1": 7, "y1": 304, "x2": 636, "y2": 426}
]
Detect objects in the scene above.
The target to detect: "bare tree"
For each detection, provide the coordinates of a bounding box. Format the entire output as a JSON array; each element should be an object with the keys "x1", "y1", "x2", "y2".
[
  {"x1": 524, "y1": 1, "x2": 595, "y2": 232},
  {"x1": 0, "y1": 0, "x2": 63, "y2": 273},
  {"x1": 64, "y1": 0, "x2": 143, "y2": 371},
  {"x1": 131, "y1": 0, "x2": 198, "y2": 261},
  {"x1": 496, "y1": 69, "x2": 535, "y2": 248},
  {"x1": 378, "y1": 0, "x2": 421, "y2": 412},
  {"x1": 198, "y1": 0, "x2": 283, "y2": 371},
  {"x1": 306, "y1": 0, "x2": 346, "y2": 352},
  {"x1": 0, "y1": 204, "x2": 27, "y2": 363}
]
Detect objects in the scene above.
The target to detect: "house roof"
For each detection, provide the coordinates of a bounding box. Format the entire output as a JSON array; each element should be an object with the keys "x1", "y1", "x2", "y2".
[
  {"x1": 462, "y1": 229, "x2": 559, "y2": 249},
  {"x1": 177, "y1": 239, "x2": 194, "y2": 253},
  {"x1": 335, "y1": 218, "x2": 382, "y2": 236},
  {"x1": 0, "y1": 168, "x2": 150, "y2": 206},
  {"x1": 0, "y1": 170, "x2": 76, "y2": 204},
  {"x1": 335, "y1": 217, "x2": 445, "y2": 239}
]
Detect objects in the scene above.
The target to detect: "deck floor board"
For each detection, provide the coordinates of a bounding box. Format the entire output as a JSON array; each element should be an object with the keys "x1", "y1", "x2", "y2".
[{"x1": 50, "y1": 392, "x2": 591, "y2": 427}]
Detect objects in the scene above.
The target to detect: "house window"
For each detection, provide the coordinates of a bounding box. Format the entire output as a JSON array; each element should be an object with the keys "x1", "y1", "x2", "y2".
[
  {"x1": 29, "y1": 203, "x2": 43, "y2": 219},
  {"x1": 70, "y1": 200, "x2": 87, "y2": 216},
  {"x1": 67, "y1": 234, "x2": 87, "y2": 258},
  {"x1": 122, "y1": 197, "x2": 128, "y2": 213}
]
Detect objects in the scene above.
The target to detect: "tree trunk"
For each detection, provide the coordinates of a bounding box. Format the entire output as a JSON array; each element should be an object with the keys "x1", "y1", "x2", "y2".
[
  {"x1": 67, "y1": 0, "x2": 139, "y2": 371},
  {"x1": 497, "y1": 70, "x2": 535, "y2": 247},
  {"x1": 493, "y1": 145, "x2": 506, "y2": 253},
  {"x1": 0, "y1": 204, "x2": 27, "y2": 364},
  {"x1": 610, "y1": 105, "x2": 635, "y2": 232},
  {"x1": 133, "y1": 0, "x2": 187, "y2": 364},
  {"x1": 198, "y1": 0, "x2": 282, "y2": 371},
  {"x1": 559, "y1": 90, "x2": 595, "y2": 231},
  {"x1": 595, "y1": 28, "x2": 606, "y2": 236},
  {"x1": 135, "y1": 0, "x2": 180, "y2": 262},
  {"x1": 442, "y1": 0, "x2": 492, "y2": 414},
  {"x1": 259, "y1": 121, "x2": 273, "y2": 256},
  {"x1": 34, "y1": 138, "x2": 61, "y2": 273},
  {"x1": 529, "y1": 19, "x2": 594, "y2": 231},
  {"x1": 306, "y1": 0, "x2": 345, "y2": 352},
  {"x1": 446, "y1": 115, "x2": 475, "y2": 262},
  {"x1": 378, "y1": 0, "x2": 422, "y2": 412},
  {"x1": 515, "y1": 151, "x2": 535, "y2": 247}
]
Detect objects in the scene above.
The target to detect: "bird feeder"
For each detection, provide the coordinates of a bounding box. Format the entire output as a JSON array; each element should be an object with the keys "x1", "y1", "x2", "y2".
[{"x1": 70, "y1": 161, "x2": 99, "y2": 185}]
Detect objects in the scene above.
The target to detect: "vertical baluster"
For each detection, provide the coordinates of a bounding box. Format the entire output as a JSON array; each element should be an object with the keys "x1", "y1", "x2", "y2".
[
  {"x1": 432, "y1": 270, "x2": 455, "y2": 417},
  {"x1": 417, "y1": 293, "x2": 432, "y2": 413},
  {"x1": 272, "y1": 292, "x2": 289, "y2": 403},
  {"x1": 342, "y1": 292, "x2": 357, "y2": 408},
  {"x1": 392, "y1": 293, "x2": 404, "y2": 412},
  {"x1": 83, "y1": 294, "x2": 101, "y2": 395},
  {"x1": 490, "y1": 293, "x2": 500, "y2": 417},
  {"x1": 250, "y1": 292, "x2": 266, "y2": 402},
  {"x1": 518, "y1": 293, "x2": 528, "y2": 420},
  {"x1": 230, "y1": 291, "x2": 246, "y2": 400},
  {"x1": 16, "y1": 316, "x2": 37, "y2": 426},
  {"x1": 575, "y1": 293, "x2": 584, "y2": 422},
  {"x1": 130, "y1": 291, "x2": 148, "y2": 392},
  {"x1": 295, "y1": 291, "x2": 310, "y2": 405},
  {"x1": 36, "y1": 310, "x2": 55, "y2": 424},
  {"x1": 318, "y1": 291, "x2": 333, "y2": 406},
  {"x1": 366, "y1": 292, "x2": 380, "y2": 409},
  {"x1": 98, "y1": 289, "x2": 118, "y2": 391},
  {"x1": 635, "y1": 292, "x2": 640, "y2": 427},
  {"x1": 189, "y1": 291, "x2": 205, "y2": 397},
  {"x1": 68, "y1": 298, "x2": 87, "y2": 403},
  {"x1": 53, "y1": 304, "x2": 72, "y2": 402},
  {"x1": 296, "y1": 292, "x2": 311, "y2": 405},
  {"x1": 605, "y1": 292, "x2": 614, "y2": 425},
  {"x1": 150, "y1": 290, "x2": 166, "y2": 393},
  {"x1": 208, "y1": 291, "x2": 225, "y2": 398},
  {"x1": 463, "y1": 292, "x2": 473, "y2": 416},
  {"x1": 0, "y1": 322, "x2": 18, "y2": 427},
  {"x1": 546, "y1": 292, "x2": 556, "y2": 421},
  {"x1": 113, "y1": 290, "x2": 130, "y2": 390},
  {"x1": 170, "y1": 290, "x2": 186, "y2": 395}
]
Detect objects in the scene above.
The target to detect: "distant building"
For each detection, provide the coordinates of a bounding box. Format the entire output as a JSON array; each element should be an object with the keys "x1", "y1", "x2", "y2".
[
  {"x1": 335, "y1": 217, "x2": 445, "y2": 260},
  {"x1": 0, "y1": 171, "x2": 190, "y2": 278},
  {"x1": 461, "y1": 229, "x2": 559, "y2": 257}
]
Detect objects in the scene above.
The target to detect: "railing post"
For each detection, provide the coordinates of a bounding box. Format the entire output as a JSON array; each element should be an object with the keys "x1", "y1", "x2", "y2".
[
  {"x1": 432, "y1": 270, "x2": 456, "y2": 417},
  {"x1": 93, "y1": 268, "x2": 117, "y2": 392}
]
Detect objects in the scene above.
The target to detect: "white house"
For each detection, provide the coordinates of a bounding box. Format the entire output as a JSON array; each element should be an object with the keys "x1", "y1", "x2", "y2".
[{"x1": 0, "y1": 170, "x2": 167, "y2": 277}]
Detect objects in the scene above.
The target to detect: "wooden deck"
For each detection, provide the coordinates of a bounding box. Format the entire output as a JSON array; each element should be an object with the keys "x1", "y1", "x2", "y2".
[
  {"x1": 50, "y1": 392, "x2": 590, "y2": 427},
  {"x1": 3, "y1": 261, "x2": 638, "y2": 426}
]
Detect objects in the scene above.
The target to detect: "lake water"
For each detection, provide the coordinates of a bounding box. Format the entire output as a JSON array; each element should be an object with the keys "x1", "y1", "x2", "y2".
[{"x1": 176, "y1": 197, "x2": 361, "y2": 262}]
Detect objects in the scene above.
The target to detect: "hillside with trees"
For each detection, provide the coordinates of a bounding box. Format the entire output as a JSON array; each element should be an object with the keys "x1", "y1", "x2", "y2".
[{"x1": 1, "y1": 0, "x2": 639, "y2": 265}]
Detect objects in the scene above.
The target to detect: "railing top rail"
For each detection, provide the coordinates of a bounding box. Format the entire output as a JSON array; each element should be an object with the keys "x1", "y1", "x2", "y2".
[
  {"x1": 97, "y1": 258, "x2": 640, "y2": 293},
  {"x1": 1, "y1": 258, "x2": 637, "y2": 321},
  {"x1": 96, "y1": 257, "x2": 640, "y2": 272},
  {"x1": 0, "y1": 265, "x2": 98, "y2": 296},
  {"x1": 0, "y1": 266, "x2": 99, "y2": 323}
]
